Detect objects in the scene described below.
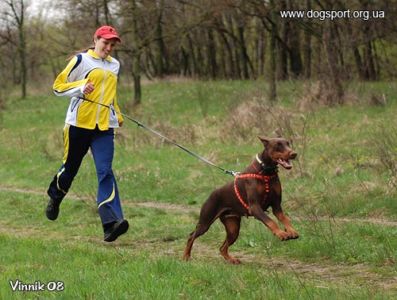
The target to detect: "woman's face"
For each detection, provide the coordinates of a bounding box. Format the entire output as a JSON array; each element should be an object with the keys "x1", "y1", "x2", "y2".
[{"x1": 94, "y1": 37, "x2": 118, "y2": 59}]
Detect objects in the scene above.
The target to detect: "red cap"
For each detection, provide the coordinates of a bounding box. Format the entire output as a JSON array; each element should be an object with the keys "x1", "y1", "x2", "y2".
[{"x1": 94, "y1": 25, "x2": 121, "y2": 42}]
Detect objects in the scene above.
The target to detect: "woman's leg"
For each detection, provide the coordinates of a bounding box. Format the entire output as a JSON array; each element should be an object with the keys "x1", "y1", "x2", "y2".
[
  {"x1": 91, "y1": 128, "x2": 128, "y2": 242},
  {"x1": 46, "y1": 125, "x2": 91, "y2": 220},
  {"x1": 90, "y1": 128, "x2": 124, "y2": 225}
]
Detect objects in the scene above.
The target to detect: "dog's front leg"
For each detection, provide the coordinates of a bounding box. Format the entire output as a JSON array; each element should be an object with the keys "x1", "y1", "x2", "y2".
[
  {"x1": 272, "y1": 206, "x2": 299, "y2": 239},
  {"x1": 250, "y1": 203, "x2": 290, "y2": 241},
  {"x1": 245, "y1": 181, "x2": 290, "y2": 241}
]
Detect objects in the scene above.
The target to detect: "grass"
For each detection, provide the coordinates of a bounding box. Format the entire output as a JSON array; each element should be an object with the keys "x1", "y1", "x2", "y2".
[
  {"x1": 0, "y1": 79, "x2": 396, "y2": 298},
  {"x1": 1, "y1": 236, "x2": 380, "y2": 299},
  {"x1": 0, "y1": 191, "x2": 395, "y2": 299}
]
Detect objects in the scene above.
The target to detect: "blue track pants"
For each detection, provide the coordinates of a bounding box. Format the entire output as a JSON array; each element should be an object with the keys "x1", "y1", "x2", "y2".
[{"x1": 47, "y1": 125, "x2": 124, "y2": 226}]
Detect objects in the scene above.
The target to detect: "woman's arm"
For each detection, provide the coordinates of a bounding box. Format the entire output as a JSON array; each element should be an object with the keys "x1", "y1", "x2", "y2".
[{"x1": 53, "y1": 56, "x2": 89, "y2": 98}]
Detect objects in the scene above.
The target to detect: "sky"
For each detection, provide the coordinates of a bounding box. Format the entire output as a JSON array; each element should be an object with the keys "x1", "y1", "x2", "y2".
[{"x1": 27, "y1": 0, "x2": 63, "y2": 20}]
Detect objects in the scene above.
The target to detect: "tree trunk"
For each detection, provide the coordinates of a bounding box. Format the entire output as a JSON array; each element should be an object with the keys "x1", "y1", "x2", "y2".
[
  {"x1": 360, "y1": 0, "x2": 377, "y2": 80},
  {"x1": 303, "y1": 0, "x2": 312, "y2": 79},
  {"x1": 345, "y1": 17, "x2": 364, "y2": 79},
  {"x1": 255, "y1": 18, "x2": 265, "y2": 77},
  {"x1": 215, "y1": 30, "x2": 227, "y2": 78},
  {"x1": 94, "y1": 0, "x2": 100, "y2": 27},
  {"x1": 103, "y1": 0, "x2": 110, "y2": 24},
  {"x1": 323, "y1": 22, "x2": 344, "y2": 104},
  {"x1": 363, "y1": 40, "x2": 377, "y2": 80},
  {"x1": 131, "y1": 0, "x2": 141, "y2": 105},
  {"x1": 268, "y1": 0, "x2": 277, "y2": 102},
  {"x1": 132, "y1": 62, "x2": 141, "y2": 104},
  {"x1": 179, "y1": 46, "x2": 189, "y2": 76},
  {"x1": 195, "y1": 29, "x2": 205, "y2": 76},
  {"x1": 224, "y1": 14, "x2": 241, "y2": 79},
  {"x1": 278, "y1": 0, "x2": 288, "y2": 80},
  {"x1": 207, "y1": 28, "x2": 217, "y2": 79},
  {"x1": 145, "y1": 47, "x2": 157, "y2": 78},
  {"x1": 187, "y1": 33, "x2": 198, "y2": 76},
  {"x1": 19, "y1": 25, "x2": 26, "y2": 98},
  {"x1": 8, "y1": 0, "x2": 27, "y2": 98},
  {"x1": 287, "y1": 0, "x2": 303, "y2": 78},
  {"x1": 237, "y1": 22, "x2": 250, "y2": 79},
  {"x1": 219, "y1": 29, "x2": 235, "y2": 79},
  {"x1": 289, "y1": 30, "x2": 303, "y2": 78},
  {"x1": 353, "y1": 47, "x2": 364, "y2": 79},
  {"x1": 155, "y1": 0, "x2": 168, "y2": 77}
]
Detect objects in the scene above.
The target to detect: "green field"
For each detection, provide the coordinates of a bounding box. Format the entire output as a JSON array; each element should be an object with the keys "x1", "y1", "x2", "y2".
[{"x1": 0, "y1": 79, "x2": 396, "y2": 299}]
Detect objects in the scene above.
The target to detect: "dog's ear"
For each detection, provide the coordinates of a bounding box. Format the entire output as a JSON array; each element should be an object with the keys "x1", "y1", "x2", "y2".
[{"x1": 258, "y1": 136, "x2": 270, "y2": 147}]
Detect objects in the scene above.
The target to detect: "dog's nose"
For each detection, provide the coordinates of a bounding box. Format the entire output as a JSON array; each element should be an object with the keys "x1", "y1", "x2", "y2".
[{"x1": 290, "y1": 151, "x2": 297, "y2": 159}]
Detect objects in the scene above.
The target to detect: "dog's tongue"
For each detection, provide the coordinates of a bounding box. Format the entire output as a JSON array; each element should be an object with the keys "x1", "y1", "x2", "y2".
[{"x1": 277, "y1": 158, "x2": 292, "y2": 169}]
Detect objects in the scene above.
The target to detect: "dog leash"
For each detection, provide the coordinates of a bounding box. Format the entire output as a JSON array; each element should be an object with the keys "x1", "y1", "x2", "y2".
[{"x1": 77, "y1": 96, "x2": 239, "y2": 177}]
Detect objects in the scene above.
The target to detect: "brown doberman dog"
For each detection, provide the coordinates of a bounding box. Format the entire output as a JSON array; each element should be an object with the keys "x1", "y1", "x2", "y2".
[{"x1": 183, "y1": 136, "x2": 299, "y2": 264}]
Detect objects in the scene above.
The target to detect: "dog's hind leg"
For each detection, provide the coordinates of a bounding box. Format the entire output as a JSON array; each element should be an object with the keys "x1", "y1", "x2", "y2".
[
  {"x1": 183, "y1": 193, "x2": 228, "y2": 261},
  {"x1": 183, "y1": 222, "x2": 211, "y2": 261},
  {"x1": 219, "y1": 216, "x2": 241, "y2": 264}
]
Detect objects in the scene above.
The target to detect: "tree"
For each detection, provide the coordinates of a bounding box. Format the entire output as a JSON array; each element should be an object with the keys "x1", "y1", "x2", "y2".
[
  {"x1": 1, "y1": 0, "x2": 397, "y2": 106},
  {"x1": 130, "y1": 0, "x2": 142, "y2": 105},
  {"x1": 268, "y1": 0, "x2": 277, "y2": 102},
  {"x1": 3, "y1": 0, "x2": 28, "y2": 98}
]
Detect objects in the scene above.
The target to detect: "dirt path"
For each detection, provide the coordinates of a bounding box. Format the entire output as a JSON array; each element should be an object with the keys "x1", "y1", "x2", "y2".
[
  {"x1": 188, "y1": 243, "x2": 397, "y2": 292},
  {"x1": 0, "y1": 224, "x2": 395, "y2": 292},
  {"x1": 1, "y1": 185, "x2": 397, "y2": 227},
  {"x1": 2, "y1": 185, "x2": 395, "y2": 292}
]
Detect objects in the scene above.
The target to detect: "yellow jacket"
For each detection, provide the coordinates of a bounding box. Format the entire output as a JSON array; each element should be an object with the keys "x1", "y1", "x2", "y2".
[{"x1": 53, "y1": 49, "x2": 123, "y2": 130}]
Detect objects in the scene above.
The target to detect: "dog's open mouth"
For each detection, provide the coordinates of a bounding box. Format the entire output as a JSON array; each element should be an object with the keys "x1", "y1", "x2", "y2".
[{"x1": 277, "y1": 158, "x2": 293, "y2": 169}]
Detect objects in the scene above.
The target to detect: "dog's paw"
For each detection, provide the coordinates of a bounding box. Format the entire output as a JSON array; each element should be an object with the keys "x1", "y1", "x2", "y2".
[
  {"x1": 275, "y1": 230, "x2": 290, "y2": 241},
  {"x1": 226, "y1": 257, "x2": 241, "y2": 265},
  {"x1": 287, "y1": 229, "x2": 299, "y2": 239},
  {"x1": 221, "y1": 252, "x2": 242, "y2": 264},
  {"x1": 287, "y1": 230, "x2": 299, "y2": 239}
]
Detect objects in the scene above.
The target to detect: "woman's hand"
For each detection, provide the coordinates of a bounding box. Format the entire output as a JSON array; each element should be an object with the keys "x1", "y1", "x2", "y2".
[{"x1": 83, "y1": 81, "x2": 95, "y2": 94}]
